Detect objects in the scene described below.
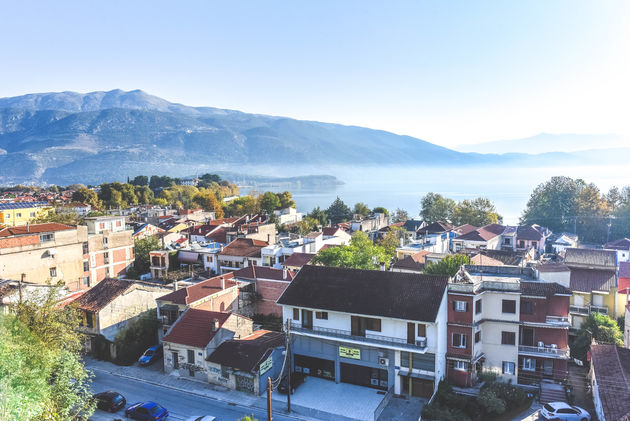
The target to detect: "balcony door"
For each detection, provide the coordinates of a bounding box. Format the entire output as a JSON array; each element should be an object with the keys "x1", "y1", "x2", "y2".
[
  {"x1": 521, "y1": 327, "x2": 534, "y2": 347},
  {"x1": 301, "y1": 310, "x2": 313, "y2": 330},
  {"x1": 351, "y1": 316, "x2": 364, "y2": 337},
  {"x1": 407, "y1": 323, "x2": 415, "y2": 344}
]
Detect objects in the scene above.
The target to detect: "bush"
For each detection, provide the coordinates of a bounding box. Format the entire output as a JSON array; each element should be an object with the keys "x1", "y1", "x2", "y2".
[
  {"x1": 477, "y1": 389, "x2": 506, "y2": 415},
  {"x1": 477, "y1": 370, "x2": 498, "y2": 384},
  {"x1": 113, "y1": 309, "x2": 158, "y2": 365}
]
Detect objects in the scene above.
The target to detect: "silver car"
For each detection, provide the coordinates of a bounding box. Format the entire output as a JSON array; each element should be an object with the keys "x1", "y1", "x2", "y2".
[{"x1": 540, "y1": 402, "x2": 590, "y2": 421}]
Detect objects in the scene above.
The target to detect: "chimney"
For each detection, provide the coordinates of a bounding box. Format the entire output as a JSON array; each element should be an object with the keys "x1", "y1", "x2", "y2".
[
  {"x1": 283, "y1": 268, "x2": 288, "y2": 280},
  {"x1": 221, "y1": 276, "x2": 225, "y2": 290},
  {"x1": 173, "y1": 280, "x2": 178, "y2": 291},
  {"x1": 212, "y1": 318, "x2": 220, "y2": 331}
]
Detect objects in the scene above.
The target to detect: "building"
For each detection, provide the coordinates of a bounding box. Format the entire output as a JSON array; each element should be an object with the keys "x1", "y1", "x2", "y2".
[
  {"x1": 321, "y1": 227, "x2": 352, "y2": 246},
  {"x1": 0, "y1": 201, "x2": 51, "y2": 227},
  {"x1": 56, "y1": 202, "x2": 92, "y2": 217},
  {"x1": 131, "y1": 223, "x2": 164, "y2": 240},
  {"x1": 281, "y1": 252, "x2": 316, "y2": 271},
  {"x1": 162, "y1": 309, "x2": 253, "y2": 382},
  {"x1": 84, "y1": 216, "x2": 135, "y2": 286},
  {"x1": 391, "y1": 251, "x2": 430, "y2": 273},
  {"x1": 232, "y1": 266, "x2": 295, "y2": 316},
  {"x1": 217, "y1": 238, "x2": 267, "y2": 274},
  {"x1": 225, "y1": 221, "x2": 276, "y2": 245},
  {"x1": 273, "y1": 207, "x2": 303, "y2": 225},
  {"x1": 277, "y1": 265, "x2": 449, "y2": 398},
  {"x1": 451, "y1": 224, "x2": 506, "y2": 252},
  {"x1": 546, "y1": 232, "x2": 579, "y2": 254},
  {"x1": 206, "y1": 329, "x2": 285, "y2": 395},
  {"x1": 604, "y1": 238, "x2": 630, "y2": 263},
  {"x1": 590, "y1": 344, "x2": 630, "y2": 421},
  {"x1": 156, "y1": 273, "x2": 240, "y2": 337},
  {"x1": 447, "y1": 265, "x2": 571, "y2": 387}
]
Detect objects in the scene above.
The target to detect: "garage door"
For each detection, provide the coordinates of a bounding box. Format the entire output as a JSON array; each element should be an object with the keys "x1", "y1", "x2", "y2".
[
  {"x1": 340, "y1": 363, "x2": 388, "y2": 390},
  {"x1": 294, "y1": 354, "x2": 335, "y2": 380},
  {"x1": 402, "y1": 376, "x2": 434, "y2": 398}
]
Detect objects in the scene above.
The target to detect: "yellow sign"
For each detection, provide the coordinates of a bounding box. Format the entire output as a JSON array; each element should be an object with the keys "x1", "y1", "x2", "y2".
[{"x1": 339, "y1": 346, "x2": 361, "y2": 360}]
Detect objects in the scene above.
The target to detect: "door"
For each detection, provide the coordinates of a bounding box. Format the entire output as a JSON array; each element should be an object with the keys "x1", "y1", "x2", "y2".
[
  {"x1": 172, "y1": 352, "x2": 179, "y2": 369},
  {"x1": 543, "y1": 360, "x2": 553, "y2": 377},
  {"x1": 521, "y1": 327, "x2": 534, "y2": 346},
  {"x1": 301, "y1": 310, "x2": 313, "y2": 329},
  {"x1": 187, "y1": 350, "x2": 195, "y2": 376},
  {"x1": 407, "y1": 323, "x2": 416, "y2": 344},
  {"x1": 351, "y1": 316, "x2": 364, "y2": 337}
]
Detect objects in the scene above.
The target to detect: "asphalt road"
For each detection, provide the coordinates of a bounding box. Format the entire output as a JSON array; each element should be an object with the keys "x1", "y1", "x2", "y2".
[{"x1": 89, "y1": 369, "x2": 300, "y2": 421}]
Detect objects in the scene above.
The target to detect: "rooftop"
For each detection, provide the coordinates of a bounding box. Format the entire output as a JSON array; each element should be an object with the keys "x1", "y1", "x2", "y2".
[
  {"x1": 0, "y1": 201, "x2": 49, "y2": 210},
  {"x1": 0, "y1": 222, "x2": 75, "y2": 238},
  {"x1": 75, "y1": 278, "x2": 133, "y2": 312},
  {"x1": 590, "y1": 344, "x2": 630, "y2": 421},
  {"x1": 162, "y1": 309, "x2": 230, "y2": 348},
  {"x1": 206, "y1": 330, "x2": 284, "y2": 372},
  {"x1": 157, "y1": 273, "x2": 238, "y2": 305},
  {"x1": 564, "y1": 248, "x2": 617, "y2": 269},
  {"x1": 232, "y1": 266, "x2": 295, "y2": 282},
  {"x1": 218, "y1": 238, "x2": 268, "y2": 257},
  {"x1": 281, "y1": 252, "x2": 316, "y2": 269}
]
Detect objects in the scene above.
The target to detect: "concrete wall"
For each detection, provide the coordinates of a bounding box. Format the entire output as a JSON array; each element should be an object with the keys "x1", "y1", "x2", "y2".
[{"x1": 193, "y1": 286, "x2": 239, "y2": 313}]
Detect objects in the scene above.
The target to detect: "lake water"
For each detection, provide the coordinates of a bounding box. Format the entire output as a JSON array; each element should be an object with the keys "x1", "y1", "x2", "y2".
[{"x1": 240, "y1": 164, "x2": 630, "y2": 225}]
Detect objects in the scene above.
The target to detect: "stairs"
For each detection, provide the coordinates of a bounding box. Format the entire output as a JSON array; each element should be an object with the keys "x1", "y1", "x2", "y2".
[{"x1": 540, "y1": 381, "x2": 567, "y2": 404}]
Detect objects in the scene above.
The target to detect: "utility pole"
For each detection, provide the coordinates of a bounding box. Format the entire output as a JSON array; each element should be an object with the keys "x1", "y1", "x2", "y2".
[
  {"x1": 267, "y1": 376, "x2": 273, "y2": 421},
  {"x1": 286, "y1": 319, "x2": 292, "y2": 413}
]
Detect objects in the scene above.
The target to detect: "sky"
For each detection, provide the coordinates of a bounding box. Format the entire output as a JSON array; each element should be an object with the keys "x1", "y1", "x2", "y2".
[{"x1": 1, "y1": 1, "x2": 629, "y2": 148}]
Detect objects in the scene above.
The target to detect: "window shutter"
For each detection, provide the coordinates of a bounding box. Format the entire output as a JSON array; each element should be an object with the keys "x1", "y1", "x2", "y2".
[
  {"x1": 465, "y1": 302, "x2": 469, "y2": 312},
  {"x1": 452, "y1": 301, "x2": 456, "y2": 311}
]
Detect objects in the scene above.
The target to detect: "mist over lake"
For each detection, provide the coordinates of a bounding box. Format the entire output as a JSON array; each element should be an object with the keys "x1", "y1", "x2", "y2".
[{"x1": 241, "y1": 164, "x2": 630, "y2": 225}]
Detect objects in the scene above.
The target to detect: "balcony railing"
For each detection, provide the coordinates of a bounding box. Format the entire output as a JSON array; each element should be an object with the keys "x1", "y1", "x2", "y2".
[
  {"x1": 545, "y1": 316, "x2": 570, "y2": 325},
  {"x1": 290, "y1": 322, "x2": 427, "y2": 351},
  {"x1": 590, "y1": 305, "x2": 608, "y2": 315},
  {"x1": 569, "y1": 304, "x2": 608, "y2": 316},
  {"x1": 569, "y1": 305, "x2": 589, "y2": 315},
  {"x1": 518, "y1": 345, "x2": 569, "y2": 359}
]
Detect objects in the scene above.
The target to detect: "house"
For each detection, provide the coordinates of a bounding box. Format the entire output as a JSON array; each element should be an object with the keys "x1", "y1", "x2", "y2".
[
  {"x1": 453, "y1": 224, "x2": 478, "y2": 237},
  {"x1": 447, "y1": 265, "x2": 571, "y2": 387},
  {"x1": 56, "y1": 202, "x2": 92, "y2": 217},
  {"x1": 350, "y1": 213, "x2": 389, "y2": 234},
  {"x1": 217, "y1": 238, "x2": 267, "y2": 274},
  {"x1": 604, "y1": 238, "x2": 630, "y2": 263},
  {"x1": 451, "y1": 224, "x2": 505, "y2": 252},
  {"x1": 261, "y1": 236, "x2": 318, "y2": 268},
  {"x1": 464, "y1": 249, "x2": 529, "y2": 267},
  {"x1": 273, "y1": 207, "x2": 303, "y2": 225},
  {"x1": 178, "y1": 242, "x2": 224, "y2": 275},
  {"x1": 206, "y1": 329, "x2": 285, "y2": 395},
  {"x1": 156, "y1": 273, "x2": 240, "y2": 337},
  {"x1": 401, "y1": 219, "x2": 427, "y2": 241},
  {"x1": 232, "y1": 266, "x2": 295, "y2": 316},
  {"x1": 546, "y1": 232, "x2": 579, "y2": 254},
  {"x1": 75, "y1": 278, "x2": 171, "y2": 355},
  {"x1": 515, "y1": 225, "x2": 549, "y2": 256},
  {"x1": 391, "y1": 251, "x2": 430, "y2": 273},
  {"x1": 149, "y1": 250, "x2": 171, "y2": 279},
  {"x1": 415, "y1": 221, "x2": 454, "y2": 254},
  {"x1": 162, "y1": 309, "x2": 253, "y2": 382},
  {"x1": 84, "y1": 216, "x2": 135, "y2": 286},
  {"x1": 281, "y1": 252, "x2": 316, "y2": 271},
  {"x1": 225, "y1": 221, "x2": 276, "y2": 245},
  {"x1": 589, "y1": 344, "x2": 630, "y2": 421},
  {"x1": 131, "y1": 223, "x2": 164, "y2": 240},
  {"x1": 0, "y1": 201, "x2": 51, "y2": 227},
  {"x1": 620, "y1": 262, "x2": 630, "y2": 295},
  {"x1": 277, "y1": 265, "x2": 449, "y2": 398},
  {"x1": 321, "y1": 227, "x2": 352, "y2": 246}
]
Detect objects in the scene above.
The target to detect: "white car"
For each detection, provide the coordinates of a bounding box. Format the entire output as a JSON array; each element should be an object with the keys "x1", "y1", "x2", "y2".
[
  {"x1": 185, "y1": 417, "x2": 221, "y2": 421},
  {"x1": 540, "y1": 402, "x2": 590, "y2": 421}
]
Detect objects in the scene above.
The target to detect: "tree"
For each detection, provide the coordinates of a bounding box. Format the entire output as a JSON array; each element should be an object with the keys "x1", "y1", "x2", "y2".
[
  {"x1": 571, "y1": 312, "x2": 623, "y2": 361},
  {"x1": 451, "y1": 198, "x2": 502, "y2": 227},
  {"x1": 130, "y1": 175, "x2": 149, "y2": 186},
  {"x1": 378, "y1": 226, "x2": 406, "y2": 256},
  {"x1": 277, "y1": 191, "x2": 295, "y2": 209},
  {"x1": 134, "y1": 185, "x2": 154, "y2": 204},
  {"x1": 192, "y1": 189, "x2": 225, "y2": 218},
  {"x1": 259, "y1": 192, "x2": 282, "y2": 214},
  {"x1": 326, "y1": 197, "x2": 352, "y2": 225},
  {"x1": 71, "y1": 187, "x2": 101, "y2": 208},
  {"x1": 308, "y1": 207, "x2": 327, "y2": 226},
  {"x1": 424, "y1": 254, "x2": 470, "y2": 277},
  {"x1": 133, "y1": 237, "x2": 161, "y2": 275},
  {"x1": 291, "y1": 216, "x2": 319, "y2": 236},
  {"x1": 34, "y1": 210, "x2": 83, "y2": 225},
  {"x1": 391, "y1": 208, "x2": 409, "y2": 223},
  {"x1": 224, "y1": 195, "x2": 260, "y2": 217},
  {"x1": 312, "y1": 231, "x2": 390, "y2": 270},
  {"x1": 353, "y1": 202, "x2": 370, "y2": 218},
  {"x1": 420, "y1": 193, "x2": 456, "y2": 223},
  {"x1": 158, "y1": 185, "x2": 199, "y2": 209},
  {"x1": 113, "y1": 309, "x2": 159, "y2": 365},
  {"x1": 372, "y1": 206, "x2": 389, "y2": 216}
]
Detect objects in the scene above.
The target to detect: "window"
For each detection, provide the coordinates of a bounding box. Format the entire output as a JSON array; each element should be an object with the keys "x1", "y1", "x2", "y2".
[
  {"x1": 502, "y1": 361, "x2": 515, "y2": 375},
  {"x1": 503, "y1": 238, "x2": 511, "y2": 245},
  {"x1": 49, "y1": 267, "x2": 57, "y2": 278},
  {"x1": 475, "y1": 299, "x2": 482, "y2": 314},
  {"x1": 315, "y1": 311, "x2": 328, "y2": 320},
  {"x1": 116, "y1": 220, "x2": 121, "y2": 227},
  {"x1": 452, "y1": 333, "x2": 467, "y2": 348},
  {"x1": 187, "y1": 349, "x2": 195, "y2": 364},
  {"x1": 417, "y1": 324, "x2": 426, "y2": 337},
  {"x1": 99, "y1": 222, "x2": 105, "y2": 230},
  {"x1": 172, "y1": 352, "x2": 179, "y2": 369},
  {"x1": 85, "y1": 312, "x2": 93, "y2": 328},
  {"x1": 293, "y1": 308, "x2": 300, "y2": 321},
  {"x1": 501, "y1": 331, "x2": 516, "y2": 345},
  {"x1": 367, "y1": 318, "x2": 381, "y2": 332},
  {"x1": 454, "y1": 301, "x2": 468, "y2": 312},
  {"x1": 221, "y1": 365, "x2": 230, "y2": 378},
  {"x1": 40, "y1": 233, "x2": 54, "y2": 242},
  {"x1": 30, "y1": 212, "x2": 35, "y2": 217},
  {"x1": 475, "y1": 331, "x2": 481, "y2": 343},
  {"x1": 522, "y1": 358, "x2": 535, "y2": 371},
  {"x1": 532, "y1": 241, "x2": 538, "y2": 248},
  {"x1": 83, "y1": 261, "x2": 89, "y2": 272},
  {"x1": 16, "y1": 213, "x2": 21, "y2": 217},
  {"x1": 520, "y1": 300, "x2": 533, "y2": 314},
  {"x1": 502, "y1": 300, "x2": 516, "y2": 314},
  {"x1": 82, "y1": 276, "x2": 90, "y2": 287},
  {"x1": 104, "y1": 252, "x2": 110, "y2": 265},
  {"x1": 454, "y1": 361, "x2": 468, "y2": 371},
  {"x1": 82, "y1": 242, "x2": 89, "y2": 254},
  {"x1": 518, "y1": 240, "x2": 525, "y2": 248},
  {"x1": 103, "y1": 237, "x2": 108, "y2": 246},
  {"x1": 593, "y1": 294, "x2": 604, "y2": 307}
]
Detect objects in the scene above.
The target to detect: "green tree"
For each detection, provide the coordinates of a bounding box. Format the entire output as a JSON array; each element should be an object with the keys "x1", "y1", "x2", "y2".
[
  {"x1": 224, "y1": 196, "x2": 260, "y2": 217},
  {"x1": 130, "y1": 175, "x2": 149, "y2": 186},
  {"x1": 259, "y1": 192, "x2": 282, "y2": 214},
  {"x1": 372, "y1": 206, "x2": 389, "y2": 216},
  {"x1": 192, "y1": 189, "x2": 225, "y2": 218},
  {"x1": 308, "y1": 207, "x2": 328, "y2": 226},
  {"x1": 378, "y1": 226, "x2": 406, "y2": 257},
  {"x1": 326, "y1": 197, "x2": 352, "y2": 225},
  {"x1": 159, "y1": 185, "x2": 199, "y2": 209},
  {"x1": 34, "y1": 210, "x2": 83, "y2": 226},
  {"x1": 420, "y1": 193, "x2": 456, "y2": 223},
  {"x1": 391, "y1": 208, "x2": 409, "y2": 223},
  {"x1": 277, "y1": 191, "x2": 295, "y2": 209},
  {"x1": 71, "y1": 187, "x2": 101, "y2": 208},
  {"x1": 134, "y1": 185, "x2": 154, "y2": 204},
  {"x1": 452, "y1": 198, "x2": 502, "y2": 227},
  {"x1": 113, "y1": 309, "x2": 159, "y2": 365},
  {"x1": 424, "y1": 254, "x2": 470, "y2": 277},
  {"x1": 312, "y1": 231, "x2": 390, "y2": 269},
  {"x1": 521, "y1": 176, "x2": 585, "y2": 233},
  {"x1": 133, "y1": 237, "x2": 161, "y2": 275},
  {"x1": 571, "y1": 312, "x2": 623, "y2": 361},
  {"x1": 353, "y1": 202, "x2": 370, "y2": 218}
]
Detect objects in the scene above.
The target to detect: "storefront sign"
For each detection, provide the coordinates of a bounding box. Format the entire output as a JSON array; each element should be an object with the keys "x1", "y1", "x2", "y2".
[
  {"x1": 259, "y1": 355, "x2": 273, "y2": 375},
  {"x1": 339, "y1": 346, "x2": 361, "y2": 360}
]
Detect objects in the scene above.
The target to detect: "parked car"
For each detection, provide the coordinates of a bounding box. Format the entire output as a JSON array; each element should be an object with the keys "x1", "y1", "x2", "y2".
[
  {"x1": 185, "y1": 416, "x2": 222, "y2": 421},
  {"x1": 540, "y1": 402, "x2": 590, "y2": 421},
  {"x1": 138, "y1": 344, "x2": 163, "y2": 366},
  {"x1": 277, "y1": 372, "x2": 306, "y2": 394},
  {"x1": 125, "y1": 401, "x2": 169, "y2": 420},
  {"x1": 92, "y1": 390, "x2": 126, "y2": 412}
]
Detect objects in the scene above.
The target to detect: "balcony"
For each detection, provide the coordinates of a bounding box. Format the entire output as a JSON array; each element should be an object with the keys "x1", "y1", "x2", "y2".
[
  {"x1": 569, "y1": 305, "x2": 589, "y2": 315},
  {"x1": 518, "y1": 344, "x2": 569, "y2": 359},
  {"x1": 290, "y1": 322, "x2": 428, "y2": 352},
  {"x1": 590, "y1": 305, "x2": 608, "y2": 315},
  {"x1": 545, "y1": 316, "x2": 570, "y2": 326}
]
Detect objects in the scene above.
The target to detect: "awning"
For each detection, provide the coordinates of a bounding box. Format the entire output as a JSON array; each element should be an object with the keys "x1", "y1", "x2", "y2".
[
  {"x1": 178, "y1": 251, "x2": 199, "y2": 263},
  {"x1": 397, "y1": 370, "x2": 434, "y2": 381}
]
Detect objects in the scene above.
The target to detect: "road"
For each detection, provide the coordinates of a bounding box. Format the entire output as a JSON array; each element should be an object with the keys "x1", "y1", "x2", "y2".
[{"x1": 89, "y1": 369, "x2": 301, "y2": 421}]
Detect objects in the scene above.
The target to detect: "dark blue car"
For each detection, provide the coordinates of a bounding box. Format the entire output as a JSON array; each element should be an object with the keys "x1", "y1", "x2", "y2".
[
  {"x1": 125, "y1": 401, "x2": 168, "y2": 420},
  {"x1": 138, "y1": 344, "x2": 163, "y2": 366}
]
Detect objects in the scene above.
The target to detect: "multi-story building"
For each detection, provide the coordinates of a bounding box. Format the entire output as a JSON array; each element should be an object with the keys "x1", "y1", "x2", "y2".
[
  {"x1": 277, "y1": 265, "x2": 449, "y2": 398},
  {"x1": 217, "y1": 238, "x2": 267, "y2": 274},
  {"x1": 446, "y1": 265, "x2": 571, "y2": 387},
  {"x1": 0, "y1": 202, "x2": 51, "y2": 227},
  {"x1": 84, "y1": 216, "x2": 135, "y2": 286}
]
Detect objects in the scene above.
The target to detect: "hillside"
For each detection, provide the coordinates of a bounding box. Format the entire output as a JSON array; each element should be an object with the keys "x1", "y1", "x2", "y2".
[{"x1": 456, "y1": 133, "x2": 629, "y2": 154}]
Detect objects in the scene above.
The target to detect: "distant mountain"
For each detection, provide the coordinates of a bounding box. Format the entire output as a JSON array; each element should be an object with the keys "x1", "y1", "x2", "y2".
[{"x1": 456, "y1": 133, "x2": 629, "y2": 154}]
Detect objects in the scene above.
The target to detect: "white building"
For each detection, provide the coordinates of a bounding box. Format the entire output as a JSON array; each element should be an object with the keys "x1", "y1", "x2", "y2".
[{"x1": 273, "y1": 207, "x2": 303, "y2": 225}]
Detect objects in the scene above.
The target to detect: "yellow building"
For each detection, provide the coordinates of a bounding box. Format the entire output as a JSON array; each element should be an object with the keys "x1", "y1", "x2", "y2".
[{"x1": 0, "y1": 202, "x2": 51, "y2": 227}]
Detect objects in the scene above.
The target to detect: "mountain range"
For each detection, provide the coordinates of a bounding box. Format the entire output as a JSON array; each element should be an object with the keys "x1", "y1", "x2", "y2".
[
  {"x1": 457, "y1": 133, "x2": 630, "y2": 154},
  {"x1": 0, "y1": 89, "x2": 625, "y2": 185}
]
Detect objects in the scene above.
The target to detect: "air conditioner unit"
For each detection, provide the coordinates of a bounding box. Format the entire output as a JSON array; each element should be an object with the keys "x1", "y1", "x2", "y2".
[
  {"x1": 370, "y1": 378, "x2": 379, "y2": 386},
  {"x1": 378, "y1": 357, "x2": 389, "y2": 366},
  {"x1": 416, "y1": 337, "x2": 427, "y2": 348}
]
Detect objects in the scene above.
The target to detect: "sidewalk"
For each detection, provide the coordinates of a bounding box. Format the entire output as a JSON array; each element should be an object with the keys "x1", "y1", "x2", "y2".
[{"x1": 84, "y1": 357, "x2": 317, "y2": 421}]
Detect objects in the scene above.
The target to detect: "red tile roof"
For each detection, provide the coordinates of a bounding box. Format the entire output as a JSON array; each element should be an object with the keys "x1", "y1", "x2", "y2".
[
  {"x1": 0, "y1": 223, "x2": 75, "y2": 238},
  {"x1": 453, "y1": 224, "x2": 478, "y2": 236},
  {"x1": 282, "y1": 253, "x2": 316, "y2": 269},
  {"x1": 590, "y1": 344, "x2": 630, "y2": 421},
  {"x1": 163, "y1": 309, "x2": 230, "y2": 348},
  {"x1": 75, "y1": 278, "x2": 133, "y2": 312},
  {"x1": 218, "y1": 238, "x2": 267, "y2": 257},
  {"x1": 322, "y1": 227, "x2": 341, "y2": 236},
  {"x1": 157, "y1": 273, "x2": 238, "y2": 305},
  {"x1": 456, "y1": 224, "x2": 505, "y2": 242},
  {"x1": 232, "y1": 266, "x2": 295, "y2": 282}
]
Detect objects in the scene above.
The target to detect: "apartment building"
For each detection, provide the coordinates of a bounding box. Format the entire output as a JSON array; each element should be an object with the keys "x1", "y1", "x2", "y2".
[
  {"x1": 277, "y1": 266, "x2": 449, "y2": 398},
  {"x1": 0, "y1": 202, "x2": 51, "y2": 227},
  {"x1": 446, "y1": 265, "x2": 571, "y2": 387},
  {"x1": 84, "y1": 216, "x2": 135, "y2": 285}
]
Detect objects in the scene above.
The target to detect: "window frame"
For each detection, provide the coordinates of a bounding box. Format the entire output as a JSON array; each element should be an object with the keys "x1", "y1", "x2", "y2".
[
  {"x1": 454, "y1": 300, "x2": 468, "y2": 312},
  {"x1": 502, "y1": 299, "x2": 516, "y2": 314},
  {"x1": 315, "y1": 311, "x2": 328, "y2": 320},
  {"x1": 49, "y1": 267, "x2": 57, "y2": 278},
  {"x1": 522, "y1": 358, "x2": 535, "y2": 371},
  {"x1": 453, "y1": 361, "x2": 468, "y2": 371},
  {"x1": 475, "y1": 330, "x2": 481, "y2": 343},
  {"x1": 502, "y1": 361, "x2": 515, "y2": 375},
  {"x1": 475, "y1": 299, "x2": 482, "y2": 314},
  {"x1": 292, "y1": 308, "x2": 300, "y2": 321},
  {"x1": 452, "y1": 333, "x2": 467, "y2": 349},
  {"x1": 501, "y1": 331, "x2": 516, "y2": 345},
  {"x1": 520, "y1": 300, "x2": 533, "y2": 315}
]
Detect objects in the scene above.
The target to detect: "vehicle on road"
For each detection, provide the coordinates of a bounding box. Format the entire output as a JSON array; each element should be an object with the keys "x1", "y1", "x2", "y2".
[
  {"x1": 125, "y1": 401, "x2": 169, "y2": 420},
  {"x1": 138, "y1": 344, "x2": 163, "y2": 366},
  {"x1": 277, "y1": 372, "x2": 306, "y2": 394},
  {"x1": 92, "y1": 390, "x2": 126, "y2": 412},
  {"x1": 540, "y1": 402, "x2": 590, "y2": 420},
  {"x1": 185, "y1": 416, "x2": 222, "y2": 421}
]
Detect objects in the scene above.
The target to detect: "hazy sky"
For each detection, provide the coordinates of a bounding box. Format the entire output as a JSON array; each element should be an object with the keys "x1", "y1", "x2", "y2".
[{"x1": 1, "y1": 1, "x2": 629, "y2": 147}]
